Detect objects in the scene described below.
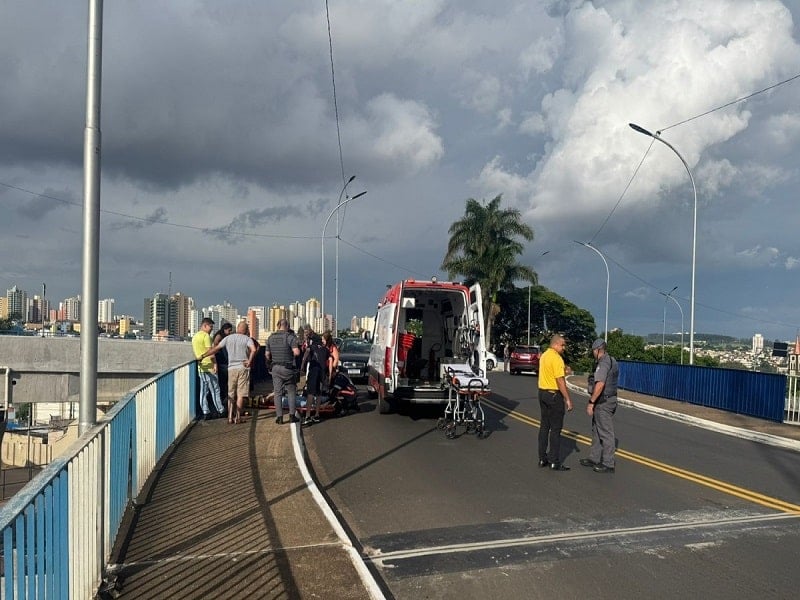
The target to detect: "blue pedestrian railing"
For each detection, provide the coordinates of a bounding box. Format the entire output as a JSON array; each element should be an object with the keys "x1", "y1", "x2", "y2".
[
  {"x1": 0, "y1": 360, "x2": 197, "y2": 599},
  {"x1": 618, "y1": 361, "x2": 787, "y2": 423}
]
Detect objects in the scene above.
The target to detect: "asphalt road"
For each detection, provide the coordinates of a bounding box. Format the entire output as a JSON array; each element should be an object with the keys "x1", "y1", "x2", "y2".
[{"x1": 303, "y1": 372, "x2": 800, "y2": 600}]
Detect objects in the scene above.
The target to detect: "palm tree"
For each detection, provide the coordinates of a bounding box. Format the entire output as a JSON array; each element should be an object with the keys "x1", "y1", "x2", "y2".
[{"x1": 441, "y1": 195, "x2": 536, "y2": 350}]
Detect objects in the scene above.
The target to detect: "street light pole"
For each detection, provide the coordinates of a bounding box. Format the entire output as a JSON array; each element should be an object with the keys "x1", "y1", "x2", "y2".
[
  {"x1": 661, "y1": 287, "x2": 685, "y2": 365},
  {"x1": 661, "y1": 285, "x2": 677, "y2": 362},
  {"x1": 321, "y1": 187, "x2": 366, "y2": 335},
  {"x1": 629, "y1": 123, "x2": 698, "y2": 365},
  {"x1": 527, "y1": 284, "x2": 531, "y2": 346},
  {"x1": 574, "y1": 241, "x2": 609, "y2": 341},
  {"x1": 321, "y1": 175, "x2": 355, "y2": 332},
  {"x1": 527, "y1": 250, "x2": 550, "y2": 346},
  {"x1": 335, "y1": 175, "x2": 358, "y2": 338}
]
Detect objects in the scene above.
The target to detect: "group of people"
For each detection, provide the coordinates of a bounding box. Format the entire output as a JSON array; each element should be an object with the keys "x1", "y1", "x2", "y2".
[
  {"x1": 193, "y1": 317, "x2": 343, "y2": 426},
  {"x1": 536, "y1": 334, "x2": 619, "y2": 473},
  {"x1": 193, "y1": 318, "x2": 260, "y2": 425},
  {"x1": 195, "y1": 318, "x2": 619, "y2": 470},
  {"x1": 265, "y1": 319, "x2": 340, "y2": 425}
]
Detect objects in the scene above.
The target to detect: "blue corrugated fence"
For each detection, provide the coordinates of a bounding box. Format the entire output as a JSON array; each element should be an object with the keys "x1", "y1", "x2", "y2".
[{"x1": 618, "y1": 361, "x2": 786, "y2": 422}]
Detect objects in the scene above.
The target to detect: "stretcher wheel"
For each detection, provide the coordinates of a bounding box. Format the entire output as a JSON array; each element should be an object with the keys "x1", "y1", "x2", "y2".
[{"x1": 437, "y1": 417, "x2": 446, "y2": 430}]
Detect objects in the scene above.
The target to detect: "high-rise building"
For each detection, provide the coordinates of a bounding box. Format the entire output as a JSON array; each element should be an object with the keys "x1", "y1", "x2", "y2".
[
  {"x1": 62, "y1": 295, "x2": 81, "y2": 322},
  {"x1": 269, "y1": 304, "x2": 288, "y2": 332},
  {"x1": 170, "y1": 292, "x2": 192, "y2": 338},
  {"x1": 6, "y1": 286, "x2": 27, "y2": 320},
  {"x1": 248, "y1": 306, "x2": 267, "y2": 343},
  {"x1": 752, "y1": 333, "x2": 764, "y2": 355},
  {"x1": 188, "y1": 308, "x2": 202, "y2": 336},
  {"x1": 350, "y1": 314, "x2": 375, "y2": 335},
  {"x1": 206, "y1": 301, "x2": 238, "y2": 327},
  {"x1": 143, "y1": 293, "x2": 170, "y2": 337},
  {"x1": 28, "y1": 295, "x2": 49, "y2": 324},
  {"x1": 98, "y1": 298, "x2": 115, "y2": 324},
  {"x1": 305, "y1": 297, "x2": 322, "y2": 331},
  {"x1": 0, "y1": 297, "x2": 8, "y2": 319}
]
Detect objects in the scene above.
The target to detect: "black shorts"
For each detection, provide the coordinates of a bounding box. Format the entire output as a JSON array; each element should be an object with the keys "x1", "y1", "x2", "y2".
[{"x1": 306, "y1": 365, "x2": 324, "y2": 395}]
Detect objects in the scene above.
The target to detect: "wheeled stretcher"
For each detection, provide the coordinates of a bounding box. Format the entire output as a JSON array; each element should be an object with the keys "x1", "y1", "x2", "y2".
[{"x1": 437, "y1": 364, "x2": 489, "y2": 439}]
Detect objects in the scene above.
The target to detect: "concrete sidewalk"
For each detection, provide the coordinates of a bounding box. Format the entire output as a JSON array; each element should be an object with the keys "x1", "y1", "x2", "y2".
[{"x1": 107, "y1": 408, "x2": 382, "y2": 599}]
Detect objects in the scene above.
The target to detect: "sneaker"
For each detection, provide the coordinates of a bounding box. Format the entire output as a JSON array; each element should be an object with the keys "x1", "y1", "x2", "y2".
[
  {"x1": 310, "y1": 415, "x2": 321, "y2": 424},
  {"x1": 289, "y1": 415, "x2": 301, "y2": 424},
  {"x1": 275, "y1": 416, "x2": 283, "y2": 424},
  {"x1": 202, "y1": 413, "x2": 212, "y2": 421},
  {"x1": 579, "y1": 458, "x2": 598, "y2": 467}
]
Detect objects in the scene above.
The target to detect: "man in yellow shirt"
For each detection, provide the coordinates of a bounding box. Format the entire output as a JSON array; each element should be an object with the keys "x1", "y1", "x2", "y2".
[
  {"x1": 537, "y1": 334, "x2": 573, "y2": 471},
  {"x1": 192, "y1": 317, "x2": 226, "y2": 420}
]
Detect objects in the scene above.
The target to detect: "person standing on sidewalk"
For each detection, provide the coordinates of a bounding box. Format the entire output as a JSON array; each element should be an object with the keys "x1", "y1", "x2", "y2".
[
  {"x1": 503, "y1": 345, "x2": 511, "y2": 372},
  {"x1": 212, "y1": 322, "x2": 233, "y2": 409},
  {"x1": 192, "y1": 317, "x2": 226, "y2": 420},
  {"x1": 537, "y1": 334, "x2": 573, "y2": 471},
  {"x1": 580, "y1": 339, "x2": 619, "y2": 473},
  {"x1": 267, "y1": 318, "x2": 301, "y2": 424}
]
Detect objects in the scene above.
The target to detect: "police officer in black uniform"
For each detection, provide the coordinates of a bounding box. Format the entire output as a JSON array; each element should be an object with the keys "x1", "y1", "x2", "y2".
[{"x1": 580, "y1": 339, "x2": 619, "y2": 473}]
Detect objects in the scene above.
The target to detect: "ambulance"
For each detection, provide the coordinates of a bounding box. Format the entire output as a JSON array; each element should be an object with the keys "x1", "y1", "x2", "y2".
[{"x1": 367, "y1": 278, "x2": 486, "y2": 413}]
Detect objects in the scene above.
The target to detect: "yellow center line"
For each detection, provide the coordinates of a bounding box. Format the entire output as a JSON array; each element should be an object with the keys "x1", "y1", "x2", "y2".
[{"x1": 483, "y1": 398, "x2": 800, "y2": 514}]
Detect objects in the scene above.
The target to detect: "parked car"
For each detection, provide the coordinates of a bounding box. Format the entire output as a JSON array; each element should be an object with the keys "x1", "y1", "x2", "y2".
[
  {"x1": 337, "y1": 338, "x2": 371, "y2": 382},
  {"x1": 509, "y1": 344, "x2": 541, "y2": 375},
  {"x1": 485, "y1": 351, "x2": 498, "y2": 371}
]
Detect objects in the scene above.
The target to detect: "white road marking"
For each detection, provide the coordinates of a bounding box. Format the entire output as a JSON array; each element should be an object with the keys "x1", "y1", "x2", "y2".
[{"x1": 367, "y1": 512, "x2": 800, "y2": 564}]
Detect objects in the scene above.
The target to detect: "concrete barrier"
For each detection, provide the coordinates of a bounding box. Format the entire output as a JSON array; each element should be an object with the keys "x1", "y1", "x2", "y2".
[{"x1": 0, "y1": 336, "x2": 195, "y2": 406}]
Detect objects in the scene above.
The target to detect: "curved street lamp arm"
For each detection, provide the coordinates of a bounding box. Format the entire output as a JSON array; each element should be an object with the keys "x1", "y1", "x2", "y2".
[
  {"x1": 574, "y1": 241, "x2": 609, "y2": 341},
  {"x1": 629, "y1": 123, "x2": 697, "y2": 365},
  {"x1": 321, "y1": 187, "x2": 367, "y2": 326}
]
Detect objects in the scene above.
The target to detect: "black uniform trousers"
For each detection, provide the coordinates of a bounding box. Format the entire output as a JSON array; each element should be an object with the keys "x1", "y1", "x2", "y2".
[{"x1": 538, "y1": 389, "x2": 566, "y2": 463}]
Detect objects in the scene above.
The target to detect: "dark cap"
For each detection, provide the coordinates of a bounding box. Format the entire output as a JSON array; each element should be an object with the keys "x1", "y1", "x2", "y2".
[{"x1": 591, "y1": 339, "x2": 606, "y2": 351}]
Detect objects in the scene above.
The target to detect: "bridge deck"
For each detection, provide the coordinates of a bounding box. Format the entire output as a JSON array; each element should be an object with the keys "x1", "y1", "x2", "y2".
[{"x1": 105, "y1": 377, "x2": 799, "y2": 599}]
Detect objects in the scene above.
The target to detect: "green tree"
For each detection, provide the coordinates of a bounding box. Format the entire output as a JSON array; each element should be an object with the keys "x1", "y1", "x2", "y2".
[
  {"x1": 494, "y1": 285, "x2": 596, "y2": 370},
  {"x1": 606, "y1": 329, "x2": 648, "y2": 361},
  {"x1": 441, "y1": 195, "x2": 536, "y2": 350}
]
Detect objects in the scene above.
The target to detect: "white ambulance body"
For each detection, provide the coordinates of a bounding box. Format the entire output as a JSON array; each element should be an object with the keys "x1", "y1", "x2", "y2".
[{"x1": 367, "y1": 279, "x2": 486, "y2": 413}]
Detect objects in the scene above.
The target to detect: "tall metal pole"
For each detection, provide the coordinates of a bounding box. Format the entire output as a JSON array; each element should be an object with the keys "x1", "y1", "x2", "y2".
[
  {"x1": 527, "y1": 284, "x2": 531, "y2": 346},
  {"x1": 527, "y1": 250, "x2": 549, "y2": 346},
  {"x1": 662, "y1": 288, "x2": 684, "y2": 365},
  {"x1": 335, "y1": 175, "x2": 356, "y2": 337},
  {"x1": 41, "y1": 283, "x2": 46, "y2": 338},
  {"x1": 322, "y1": 175, "x2": 354, "y2": 333},
  {"x1": 80, "y1": 0, "x2": 103, "y2": 435},
  {"x1": 629, "y1": 123, "x2": 698, "y2": 365},
  {"x1": 662, "y1": 285, "x2": 677, "y2": 362},
  {"x1": 322, "y1": 187, "x2": 365, "y2": 335},
  {"x1": 662, "y1": 299, "x2": 667, "y2": 362},
  {"x1": 574, "y1": 242, "x2": 609, "y2": 341}
]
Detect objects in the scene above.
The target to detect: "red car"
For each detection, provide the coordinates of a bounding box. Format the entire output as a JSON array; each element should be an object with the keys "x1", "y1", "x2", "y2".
[{"x1": 509, "y1": 345, "x2": 541, "y2": 375}]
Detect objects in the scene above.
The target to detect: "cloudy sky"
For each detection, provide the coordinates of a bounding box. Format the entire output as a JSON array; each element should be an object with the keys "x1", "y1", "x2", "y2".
[{"x1": 2, "y1": 0, "x2": 799, "y2": 342}]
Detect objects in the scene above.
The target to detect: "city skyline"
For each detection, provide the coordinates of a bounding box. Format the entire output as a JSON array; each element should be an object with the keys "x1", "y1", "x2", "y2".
[
  {"x1": 2, "y1": 280, "x2": 795, "y2": 345},
  {"x1": 1, "y1": 2, "x2": 799, "y2": 341}
]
